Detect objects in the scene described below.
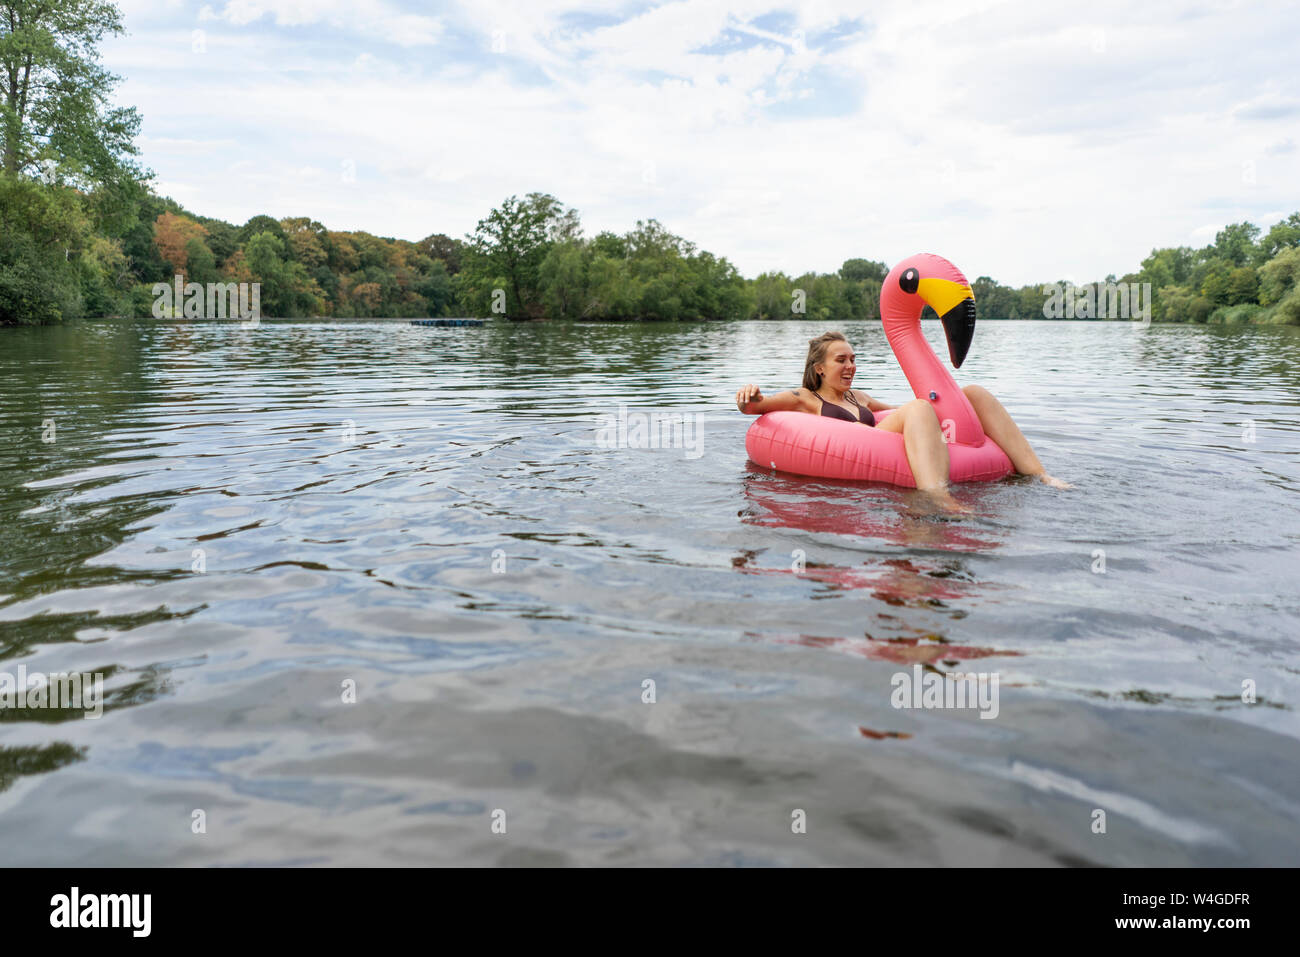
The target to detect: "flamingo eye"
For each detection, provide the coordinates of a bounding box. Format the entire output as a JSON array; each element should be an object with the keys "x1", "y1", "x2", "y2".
[{"x1": 900, "y1": 269, "x2": 919, "y2": 294}]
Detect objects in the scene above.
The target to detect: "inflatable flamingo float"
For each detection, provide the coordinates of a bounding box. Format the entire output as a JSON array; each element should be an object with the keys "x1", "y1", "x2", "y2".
[{"x1": 744, "y1": 253, "x2": 1014, "y2": 486}]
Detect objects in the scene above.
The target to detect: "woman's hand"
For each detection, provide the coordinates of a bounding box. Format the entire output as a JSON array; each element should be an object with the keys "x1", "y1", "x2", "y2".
[{"x1": 736, "y1": 384, "x2": 764, "y2": 412}]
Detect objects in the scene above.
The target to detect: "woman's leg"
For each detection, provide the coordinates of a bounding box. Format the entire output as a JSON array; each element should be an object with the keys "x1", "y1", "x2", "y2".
[
  {"x1": 962, "y1": 384, "x2": 1070, "y2": 488},
  {"x1": 876, "y1": 399, "x2": 969, "y2": 510}
]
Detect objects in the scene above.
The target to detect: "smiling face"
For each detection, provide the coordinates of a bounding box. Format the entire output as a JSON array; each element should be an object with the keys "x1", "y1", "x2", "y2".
[{"x1": 816, "y1": 341, "x2": 856, "y2": 391}]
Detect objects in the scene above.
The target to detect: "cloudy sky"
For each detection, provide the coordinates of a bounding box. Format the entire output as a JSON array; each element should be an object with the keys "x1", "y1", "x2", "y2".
[{"x1": 105, "y1": 0, "x2": 1299, "y2": 285}]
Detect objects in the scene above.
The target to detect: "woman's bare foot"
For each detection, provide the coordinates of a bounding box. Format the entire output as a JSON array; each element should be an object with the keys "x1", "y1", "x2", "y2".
[
  {"x1": 1034, "y1": 472, "x2": 1073, "y2": 490},
  {"x1": 918, "y1": 486, "x2": 973, "y2": 514}
]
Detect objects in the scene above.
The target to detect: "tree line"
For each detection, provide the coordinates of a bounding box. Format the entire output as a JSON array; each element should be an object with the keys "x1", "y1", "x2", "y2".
[
  {"x1": 2, "y1": 0, "x2": 1298, "y2": 325},
  {"x1": 968, "y1": 216, "x2": 1300, "y2": 325}
]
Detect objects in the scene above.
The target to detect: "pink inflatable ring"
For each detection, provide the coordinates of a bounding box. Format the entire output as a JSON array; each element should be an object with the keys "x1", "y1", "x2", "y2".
[{"x1": 745, "y1": 254, "x2": 1014, "y2": 487}]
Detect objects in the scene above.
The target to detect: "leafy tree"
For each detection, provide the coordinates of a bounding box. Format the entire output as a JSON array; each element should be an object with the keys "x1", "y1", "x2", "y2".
[
  {"x1": 1211, "y1": 222, "x2": 1260, "y2": 267},
  {"x1": 153, "y1": 211, "x2": 207, "y2": 278},
  {"x1": 972, "y1": 276, "x2": 1019, "y2": 320},
  {"x1": 196, "y1": 216, "x2": 239, "y2": 268},
  {"x1": 1156, "y1": 284, "x2": 1212, "y2": 323},
  {"x1": 0, "y1": 0, "x2": 143, "y2": 187},
  {"x1": 350, "y1": 282, "x2": 382, "y2": 315},
  {"x1": 236, "y1": 231, "x2": 322, "y2": 317},
  {"x1": 239, "y1": 214, "x2": 286, "y2": 247},
  {"x1": 412, "y1": 258, "x2": 453, "y2": 316},
  {"x1": 1139, "y1": 246, "x2": 1195, "y2": 288},
  {"x1": 351, "y1": 231, "x2": 392, "y2": 271},
  {"x1": 0, "y1": 171, "x2": 87, "y2": 322},
  {"x1": 281, "y1": 217, "x2": 330, "y2": 275},
  {"x1": 538, "y1": 240, "x2": 587, "y2": 320},
  {"x1": 1200, "y1": 259, "x2": 1235, "y2": 306},
  {"x1": 326, "y1": 231, "x2": 359, "y2": 274},
  {"x1": 184, "y1": 236, "x2": 217, "y2": 285},
  {"x1": 839, "y1": 258, "x2": 887, "y2": 283},
  {"x1": 858, "y1": 278, "x2": 883, "y2": 321},
  {"x1": 589, "y1": 231, "x2": 627, "y2": 260},
  {"x1": 751, "y1": 272, "x2": 794, "y2": 320},
  {"x1": 0, "y1": 0, "x2": 150, "y2": 324},
  {"x1": 1258, "y1": 213, "x2": 1300, "y2": 261},
  {"x1": 77, "y1": 232, "x2": 129, "y2": 315},
  {"x1": 1225, "y1": 266, "x2": 1258, "y2": 305},
  {"x1": 416, "y1": 233, "x2": 463, "y2": 274},
  {"x1": 584, "y1": 254, "x2": 640, "y2": 318},
  {"x1": 112, "y1": 188, "x2": 172, "y2": 283},
  {"x1": 461, "y1": 192, "x2": 575, "y2": 318},
  {"x1": 1258, "y1": 246, "x2": 1300, "y2": 306}
]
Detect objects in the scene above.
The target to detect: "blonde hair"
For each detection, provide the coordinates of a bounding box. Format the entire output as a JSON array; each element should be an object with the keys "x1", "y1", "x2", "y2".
[{"x1": 802, "y1": 331, "x2": 848, "y2": 391}]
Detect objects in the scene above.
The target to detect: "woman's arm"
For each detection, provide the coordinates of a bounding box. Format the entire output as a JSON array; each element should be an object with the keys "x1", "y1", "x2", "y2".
[
  {"x1": 736, "y1": 385, "x2": 811, "y2": 415},
  {"x1": 853, "y1": 390, "x2": 893, "y2": 412}
]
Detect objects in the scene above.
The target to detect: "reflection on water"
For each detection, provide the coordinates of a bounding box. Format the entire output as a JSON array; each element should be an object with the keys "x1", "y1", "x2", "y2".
[{"x1": 0, "y1": 318, "x2": 1297, "y2": 865}]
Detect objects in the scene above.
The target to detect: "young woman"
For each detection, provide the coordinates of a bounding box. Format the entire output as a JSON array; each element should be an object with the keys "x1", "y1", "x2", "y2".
[{"x1": 736, "y1": 331, "x2": 1070, "y2": 512}]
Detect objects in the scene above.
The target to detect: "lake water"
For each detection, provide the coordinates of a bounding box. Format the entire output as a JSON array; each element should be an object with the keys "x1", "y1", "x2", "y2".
[{"x1": 1, "y1": 318, "x2": 1297, "y2": 866}]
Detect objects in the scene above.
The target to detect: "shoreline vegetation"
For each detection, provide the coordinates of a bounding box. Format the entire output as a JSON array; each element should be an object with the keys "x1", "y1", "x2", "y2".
[
  {"x1": 6, "y1": 180, "x2": 1299, "y2": 327},
  {"x1": 2, "y1": 1, "x2": 1299, "y2": 328}
]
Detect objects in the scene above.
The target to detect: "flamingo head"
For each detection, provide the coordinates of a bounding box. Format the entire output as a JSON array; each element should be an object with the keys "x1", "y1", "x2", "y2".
[{"x1": 882, "y1": 253, "x2": 977, "y2": 368}]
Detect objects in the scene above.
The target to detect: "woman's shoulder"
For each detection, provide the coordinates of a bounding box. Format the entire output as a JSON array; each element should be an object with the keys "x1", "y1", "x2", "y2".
[{"x1": 787, "y1": 388, "x2": 818, "y2": 410}]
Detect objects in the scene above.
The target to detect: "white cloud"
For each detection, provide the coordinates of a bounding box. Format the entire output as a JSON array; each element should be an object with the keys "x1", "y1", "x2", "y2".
[
  {"x1": 199, "y1": 0, "x2": 443, "y2": 47},
  {"x1": 103, "y1": 0, "x2": 1300, "y2": 284}
]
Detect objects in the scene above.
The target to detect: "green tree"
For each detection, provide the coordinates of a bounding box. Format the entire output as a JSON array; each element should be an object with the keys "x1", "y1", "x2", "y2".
[
  {"x1": 1200, "y1": 259, "x2": 1234, "y2": 306},
  {"x1": 858, "y1": 278, "x2": 883, "y2": 320},
  {"x1": 239, "y1": 231, "x2": 322, "y2": 317},
  {"x1": 198, "y1": 216, "x2": 239, "y2": 267},
  {"x1": 1139, "y1": 246, "x2": 1195, "y2": 289},
  {"x1": 1156, "y1": 284, "x2": 1211, "y2": 323},
  {"x1": 239, "y1": 214, "x2": 287, "y2": 247},
  {"x1": 412, "y1": 258, "x2": 453, "y2": 316},
  {"x1": 0, "y1": 0, "x2": 143, "y2": 186},
  {"x1": 1258, "y1": 213, "x2": 1300, "y2": 261},
  {"x1": 461, "y1": 192, "x2": 575, "y2": 318},
  {"x1": 77, "y1": 232, "x2": 129, "y2": 316},
  {"x1": 1210, "y1": 222, "x2": 1260, "y2": 267},
  {"x1": 416, "y1": 233, "x2": 463, "y2": 274},
  {"x1": 839, "y1": 258, "x2": 887, "y2": 283},
  {"x1": 972, "y1": 276, "x2": 1018, "y2": 320},
  {"x1": 1258, "y1": 246, "x2": 1300, "y2": 306},
  {"x1": 0, "y1": 0, "x2": 148, "y2": 324},
  {"x1": 538, "y1": 240, "x2": 587, "y2": 320},
  {"x1": 184, "y1": 236, "x2": 217, "y2": 285},
  {"x1": 1225, "y1": 266, "x2": 1258, "y2": 305},
  {"x1": 0, "y1": 172, "x2": 87, "y2": 322},
  {"x1": 751, "y1": 272, "x2": 794, "y2": 320},
  {"x1": 589, "y1": 231, "x2": 628, "y2": 260},
  {"x1": 280, "y1": 217, "x2": 329, "y2": 270},
  {"x1": 115, "y1": 188, "x2": 172, "y2": 284},
  {"x1": 584, "y1": 253, "x2": 639, "y2": 318}
]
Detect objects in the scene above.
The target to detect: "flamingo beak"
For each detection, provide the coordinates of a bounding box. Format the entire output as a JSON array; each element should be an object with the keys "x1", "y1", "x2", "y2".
[{"x1": 917, "y1": 277, "x2": 977, "y2": 368}]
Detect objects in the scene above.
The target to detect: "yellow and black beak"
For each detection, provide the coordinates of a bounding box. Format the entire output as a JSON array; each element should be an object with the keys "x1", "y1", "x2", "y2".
[{"x1": 918, "y1": 277, "x2": 977, "y2": 369}]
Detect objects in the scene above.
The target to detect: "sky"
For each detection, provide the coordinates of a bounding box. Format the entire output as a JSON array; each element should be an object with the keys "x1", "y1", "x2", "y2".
[{"x1": 103, "y1": 0, "x2": 1300, "y2": 286}]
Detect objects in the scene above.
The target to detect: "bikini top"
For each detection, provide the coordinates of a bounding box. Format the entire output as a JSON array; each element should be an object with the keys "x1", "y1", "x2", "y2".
[{"x1": 814, "y1": 389, "x2": 875, "y2": 426}]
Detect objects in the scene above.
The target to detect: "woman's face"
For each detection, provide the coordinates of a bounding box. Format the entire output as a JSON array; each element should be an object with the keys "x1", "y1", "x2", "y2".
[{"x1": 817, "y1": 342, "x2": 856, "y2": 389}]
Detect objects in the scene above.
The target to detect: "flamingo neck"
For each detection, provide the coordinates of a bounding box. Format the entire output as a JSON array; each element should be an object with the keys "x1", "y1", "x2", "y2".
[{"x1": 882, "y1": 310, "x2": 986, "y2": 446}]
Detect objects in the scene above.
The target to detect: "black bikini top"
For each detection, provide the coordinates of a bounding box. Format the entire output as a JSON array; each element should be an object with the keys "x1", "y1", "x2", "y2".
[{"x1": 814, "y1": 389, "x2": 875, "y2": 426}]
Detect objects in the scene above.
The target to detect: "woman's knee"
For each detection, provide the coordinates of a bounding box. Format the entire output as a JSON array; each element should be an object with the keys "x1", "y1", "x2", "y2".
[
  {"x1": 903, "y1": 398, "x2": 940, "y2": 424},
  {"x1": 962, "y1": 384, "x2": 991, "y2": 402}
]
